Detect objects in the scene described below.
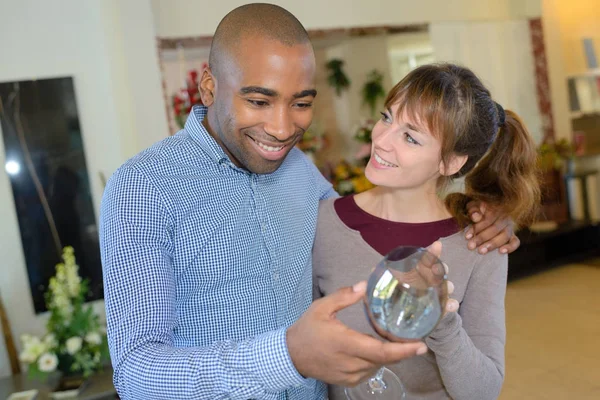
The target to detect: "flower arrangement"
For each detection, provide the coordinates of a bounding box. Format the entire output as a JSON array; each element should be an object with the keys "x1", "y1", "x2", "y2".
[
  {"x1": 354, "y1": 118, "x2": 376, "y2": 144},
  {"x1": 353, "y1": 118, "x2": 376, "y2": 164},
  {"x1": 297, "y1": 127, "x2": 325, "y2": 155},
  {"x1": 330, "y1": 160, "x2": 374, "y2": 195},
  {"x1": 19, "y1": 247, "x2": 109, "y2": 380},
  {"x1": 172, "y1": 66, "x2": 207, "y2": 129},
  {"x1": 537, "y1": 138, "x2": 574, "y2": 171}
]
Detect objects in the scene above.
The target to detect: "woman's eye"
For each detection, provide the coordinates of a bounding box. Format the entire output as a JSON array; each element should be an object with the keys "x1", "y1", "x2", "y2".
[
  {"x1": 379, "y1": 111, "x2": 391, "y2": 123},
  {"x1": 404, "y1": 133, "x2": 420, "y2": 145}
]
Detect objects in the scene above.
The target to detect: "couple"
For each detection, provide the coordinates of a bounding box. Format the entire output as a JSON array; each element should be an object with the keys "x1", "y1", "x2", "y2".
[{"x1": 99, "y1": 3, "x2": 539, "y2": 400}]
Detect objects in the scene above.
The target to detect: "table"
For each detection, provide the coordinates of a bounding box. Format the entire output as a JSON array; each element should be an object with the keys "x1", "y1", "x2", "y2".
[{"x1": 0, "y1": 369, "x2": 116, "y2": 400}]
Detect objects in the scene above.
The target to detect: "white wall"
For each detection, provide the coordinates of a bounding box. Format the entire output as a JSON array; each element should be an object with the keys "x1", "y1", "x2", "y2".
[
  {"x1": 151, "y1": 0, "x2": 541, "y2": 38},
  {"x1": 430, "y1": 20, "x2": 544, "y2": 145},
  {"x1": 0, "y1": 0, "x2": 168, "y2": 377}
]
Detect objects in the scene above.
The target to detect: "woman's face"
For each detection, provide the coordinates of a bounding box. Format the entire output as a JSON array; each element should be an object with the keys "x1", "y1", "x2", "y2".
[{"x1": 365, "y1": 103, "x2": 444, "y2": 191}]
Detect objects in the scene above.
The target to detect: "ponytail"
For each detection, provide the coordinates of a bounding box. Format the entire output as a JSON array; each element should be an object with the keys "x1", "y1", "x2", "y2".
[{"x1": 445, "y1": 110, "x2": 541, "y2": 227}]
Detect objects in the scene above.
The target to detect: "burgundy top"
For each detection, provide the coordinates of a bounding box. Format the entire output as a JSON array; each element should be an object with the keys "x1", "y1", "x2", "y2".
[{"x1": 334, "y1": 195, "x2": 460, "y2": 255}]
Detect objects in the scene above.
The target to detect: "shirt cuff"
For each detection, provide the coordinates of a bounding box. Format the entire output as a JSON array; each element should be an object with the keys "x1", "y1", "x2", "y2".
[{"x1": 251, "y1": 327, "x2": 312, "y2": 393}]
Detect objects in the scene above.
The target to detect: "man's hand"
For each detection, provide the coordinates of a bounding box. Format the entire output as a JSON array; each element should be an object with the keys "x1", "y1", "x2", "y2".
[
  {"x1": 464, "y1": 201, "x2": 520, "y2": 254},
  {"x1": 287, "y1": 282, "x2": 427, "y2": 387}
]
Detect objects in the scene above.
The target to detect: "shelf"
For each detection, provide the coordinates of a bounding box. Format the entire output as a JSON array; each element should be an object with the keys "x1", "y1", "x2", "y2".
[{"x1": 567, "y1": 68, "x2": 600, "y2": 79}]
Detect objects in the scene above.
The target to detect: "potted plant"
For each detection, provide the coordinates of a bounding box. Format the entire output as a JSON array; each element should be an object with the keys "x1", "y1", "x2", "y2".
[
  {"x1": 326, "y1": 59, "x2": 351, "y2": 96},
  {"x1": 19, "y1": 246, "x2": 109, "y2": 397},
  {"x1": 361, "y1": 69, "x2": 386, "y2": 117},
  {"x1": 537, "y1": 138, "x2": 574, "y2": 173}
]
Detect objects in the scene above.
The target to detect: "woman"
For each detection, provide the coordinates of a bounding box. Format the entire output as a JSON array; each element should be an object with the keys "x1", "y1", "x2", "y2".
[{"x1": 313, "y1": 63, "x2": 540, "y2": 399}]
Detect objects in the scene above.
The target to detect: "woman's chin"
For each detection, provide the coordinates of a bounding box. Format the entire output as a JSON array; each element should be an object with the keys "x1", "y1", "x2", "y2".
[{"x1": 364, "y1": 168, "x2": 383, "y2": 187}]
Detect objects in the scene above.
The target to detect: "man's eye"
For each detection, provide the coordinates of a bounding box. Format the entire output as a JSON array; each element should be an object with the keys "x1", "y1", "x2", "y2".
[{"x1": 248, "y1": 99, "x2": 268, "y2": 107}]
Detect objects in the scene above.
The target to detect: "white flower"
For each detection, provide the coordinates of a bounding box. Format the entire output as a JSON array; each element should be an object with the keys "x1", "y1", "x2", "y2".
[
  {"x1": 19, "y1": 349, "x2": 38, "y2": 364},
  {"x1": 43, "y1": 334, "x2": 58, "y2": 349},
  {"x1": 37, "y1": 352, "x2": 58, "y2": 372},
  {"x1": 85, "y1": 332, "x2": 102, "y2": 346},
  {"x1": 20, "y1": 334, "x2": 34, "y2": 347},
  {"x1": 19, "y1": 335, "x2": 46, "y2": 364},
  {"x1": 55, "y1": 264, "x2": 67, "y2": 283},
  {"x1": 65, "y1": 337, "x2": 83, "y2": 355}
]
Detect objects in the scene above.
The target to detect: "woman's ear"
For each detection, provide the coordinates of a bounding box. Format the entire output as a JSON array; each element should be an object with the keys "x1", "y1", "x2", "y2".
[{"x1": 440, "y1": 153, "x2": 468, "y2": 176}]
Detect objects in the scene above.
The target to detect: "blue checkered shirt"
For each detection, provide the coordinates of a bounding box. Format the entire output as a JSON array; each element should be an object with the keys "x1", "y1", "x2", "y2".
[{"x1": 100, "y1": 106, "x2": 336, "y2": 399}]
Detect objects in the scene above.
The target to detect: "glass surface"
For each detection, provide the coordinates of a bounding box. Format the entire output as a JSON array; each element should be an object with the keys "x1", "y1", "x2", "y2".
[{"x1": 345, "y1": 246, "x2": 448, "y2": 399}]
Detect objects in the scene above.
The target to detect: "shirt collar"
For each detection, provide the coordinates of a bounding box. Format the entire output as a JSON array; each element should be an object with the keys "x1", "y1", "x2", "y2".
[{"x1": 185, "y1": 105, "x2": 232, "y2": 166}]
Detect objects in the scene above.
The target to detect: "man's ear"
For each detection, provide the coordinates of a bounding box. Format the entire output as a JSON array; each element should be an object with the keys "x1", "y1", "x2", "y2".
[
  {"x1": 439, "y1": 153, "x2": 468, "y2": 176},
  {"x1": 199, "y1": 67, "x2": 216, "y2": 106}
]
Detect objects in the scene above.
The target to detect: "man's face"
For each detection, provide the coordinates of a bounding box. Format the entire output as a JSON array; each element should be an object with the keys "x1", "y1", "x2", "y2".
[{"x1": 202, "y1": 36, "x2": 316, "y2": 174}]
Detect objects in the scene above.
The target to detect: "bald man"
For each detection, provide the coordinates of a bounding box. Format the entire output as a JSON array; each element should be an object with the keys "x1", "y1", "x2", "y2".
[{"x1": 100, "y1": 3, "x2": 518, "y2": 399}]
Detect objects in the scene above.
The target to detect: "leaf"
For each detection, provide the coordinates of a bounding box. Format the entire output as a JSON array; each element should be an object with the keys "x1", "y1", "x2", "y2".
[
  {"x1": 362, "y1": 70, "x2": 386, "y2": 117},
  {"x1": 325, "y1": 58, "x2": 351, "y2": 96},
  {"x1": 27, "y1": 362, "x2": 49, "y2": 381}
]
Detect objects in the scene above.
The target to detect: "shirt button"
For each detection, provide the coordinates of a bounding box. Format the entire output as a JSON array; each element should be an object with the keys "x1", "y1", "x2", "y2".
[
  {"x1": 273, "y1": 272, "x2": 279, "y2": 281},
  {"x1": 261, "y1": 223, "x2": 267, "y2": 232}
]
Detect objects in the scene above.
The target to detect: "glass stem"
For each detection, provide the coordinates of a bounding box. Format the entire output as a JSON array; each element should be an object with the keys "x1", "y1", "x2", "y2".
[{"x1": 367, "y1": 367, "x2": 387, "y2": 393}]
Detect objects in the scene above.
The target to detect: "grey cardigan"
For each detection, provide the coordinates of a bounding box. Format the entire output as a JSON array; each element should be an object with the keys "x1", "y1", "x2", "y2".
[{"x1": 312, "y1": 198, "x2": 506, "y2": 400}]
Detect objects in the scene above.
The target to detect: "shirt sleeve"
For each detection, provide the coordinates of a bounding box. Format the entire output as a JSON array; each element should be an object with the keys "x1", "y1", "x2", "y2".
[
  {"x1": 425, "y1": 252, "x2": 507, "y2": 400},
  {"x1": 100, "y1": 166, "x2": 308, "y2": 400}
]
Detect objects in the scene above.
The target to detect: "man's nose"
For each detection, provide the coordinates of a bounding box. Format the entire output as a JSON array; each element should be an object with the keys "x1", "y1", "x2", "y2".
[{"x1": 264, "y1": 107, "x2": 295, "y2": 141}]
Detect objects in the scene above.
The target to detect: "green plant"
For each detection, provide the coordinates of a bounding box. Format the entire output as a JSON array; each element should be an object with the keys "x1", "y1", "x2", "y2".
[
  {"x1": 326, "y1": 59, "x2": 351, "y2": 96},
  {"x1": 362, "y1": 69, "x2": 386, "y2": 117},
  {"x1": 19, "y1": 247, "x2": 109, "y2": 380},
  {"x1": 537, "y1": 138, "x2": 574, "y2": 171}
]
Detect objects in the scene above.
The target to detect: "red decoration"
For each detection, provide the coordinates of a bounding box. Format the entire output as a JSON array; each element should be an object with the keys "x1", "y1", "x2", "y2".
[
  {"x1": 172, "y1": 63, "x2": 208, "y2": 128},
  {"x1": 529, "y1": 18, "x2": 555, "y2": 143}
]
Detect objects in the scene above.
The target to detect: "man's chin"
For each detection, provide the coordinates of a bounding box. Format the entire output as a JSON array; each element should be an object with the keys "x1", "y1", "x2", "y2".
[{"x1": 245, "y1": 159, "x2": 285, "y2": 175}]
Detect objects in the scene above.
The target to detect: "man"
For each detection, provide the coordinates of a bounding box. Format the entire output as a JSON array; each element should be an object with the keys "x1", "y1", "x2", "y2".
[{"x1": 100, "y1": 4, "x2": 518, "y2": 399}]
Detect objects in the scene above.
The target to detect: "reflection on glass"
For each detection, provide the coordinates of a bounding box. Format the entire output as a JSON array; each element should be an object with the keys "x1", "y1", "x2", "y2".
[{"x1": 0, "y1": 77, "x2": 102, "y2": 313}]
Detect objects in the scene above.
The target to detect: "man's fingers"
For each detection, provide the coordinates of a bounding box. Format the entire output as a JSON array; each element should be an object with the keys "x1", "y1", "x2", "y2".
[
  {"x1": 345, "y1": 331, "x2": 427, "y2": 364},
  {"x1": 499, "y1": 234, "x2": 520, "y2": 254},
  {"x1": 467, "y1": 200, "x2": 486, "y2": 223},
  {"x1": 371, "y1": 340, "x2": 428, "y2": 365},
  {"x1": 468, "y1": 219, "x2": 511, "y2": 251},
  {"x1": 477, "y1": 233, "x2": 510, "y2": 254},
  {"x1": 316, "y1": 282, "x2": 366, "y2": 316},
  {"x1": 466, "y1": 210, "x2": 507, "y2": 249}
]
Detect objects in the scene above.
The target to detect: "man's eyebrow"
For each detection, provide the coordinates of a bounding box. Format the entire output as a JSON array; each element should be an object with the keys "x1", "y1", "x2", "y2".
[
  {"x1": 293, "y1": 89, "x2": 317, "y2": 99},
  {"x1": 239, "y1": 86, "x2": 278, "y2": 97}
]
